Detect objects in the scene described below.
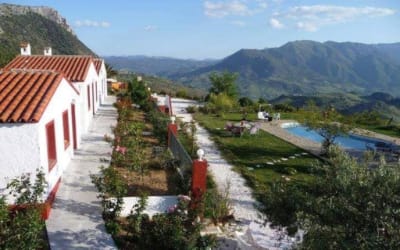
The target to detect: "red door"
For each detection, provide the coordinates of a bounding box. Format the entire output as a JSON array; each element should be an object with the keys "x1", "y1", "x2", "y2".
[{"x1": 71, "y1": 103, "x2": 77, "y2": 149}]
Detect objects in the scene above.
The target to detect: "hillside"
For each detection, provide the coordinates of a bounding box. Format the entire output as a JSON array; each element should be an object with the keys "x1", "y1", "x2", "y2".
[
  {"x1": 104, "y1": 55, "x2": 218, "y2": 77},
  {"x1": 271, "y1": 92, "x2": 400, "y2": 123},
  {"x1": 0, "y1": 3, "x2": 94, "y2": 67},
  {"x1": 171, "y1": 41, "x2": 400, "y2": 99}
]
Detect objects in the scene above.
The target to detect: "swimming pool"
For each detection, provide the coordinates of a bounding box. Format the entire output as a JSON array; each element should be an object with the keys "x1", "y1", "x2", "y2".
[{"x1": 283, "y1": 123, "x2": 388, "y2": 151}]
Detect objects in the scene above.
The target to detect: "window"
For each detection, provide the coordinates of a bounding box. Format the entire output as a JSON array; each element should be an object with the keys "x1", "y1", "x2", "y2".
[
  {"x1": 46, "y1": 121, "x2": 57, "y2": 171},
  {"x1": 62, "y1": 110, "x2": 70, "y2": 149},
  {"x1": 87, "y1": 85, "x2": 91, "y2": 111}
]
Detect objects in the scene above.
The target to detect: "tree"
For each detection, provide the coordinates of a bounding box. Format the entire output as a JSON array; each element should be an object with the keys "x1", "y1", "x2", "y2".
[
  {"x1": 238, "y1": 97, "x2": 254, "y2": 107},
  {"x1": 261, "y1": 146, "x2": 400, "y2": 249},
  {"x1": 208, "y1": 71, "x2": 238, "y2": 98},
  {"x1": 128, "y1": 76, "x2": 151, "y2": 111},
  {"x1": 205, "y1": 93, "x2": 236, "y2": 117},
  {"x1": 303, "y1": 101, "x2": 350, "y2": 154},
  {"x1": 105, "y1": 63, "x2": 118, "y2": 78}
]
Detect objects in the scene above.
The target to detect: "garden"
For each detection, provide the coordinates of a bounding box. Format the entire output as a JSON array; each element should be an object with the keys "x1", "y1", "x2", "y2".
[{"x1": 92, "y1": 77, "x2": 226, "y2": 249}]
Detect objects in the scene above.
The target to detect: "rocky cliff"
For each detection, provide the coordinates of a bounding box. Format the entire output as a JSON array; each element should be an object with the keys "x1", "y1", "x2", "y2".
[{"x1": 0, "y1": 3, "x2": 74, "y2": 35}]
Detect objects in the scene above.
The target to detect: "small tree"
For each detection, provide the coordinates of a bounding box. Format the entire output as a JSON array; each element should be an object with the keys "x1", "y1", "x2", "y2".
[
  {"x1": 128, "y1": 77, "x2": 150, "y2": 111},
  {"x1": 208, "y1": 71, "x2": 238, "y2": 98},
  {"x1": 205, "y1": 93, "x2": 236, "y2": 117},
  {"x1": 303, "y1": 101, "x2": 350, "y2": 154}
]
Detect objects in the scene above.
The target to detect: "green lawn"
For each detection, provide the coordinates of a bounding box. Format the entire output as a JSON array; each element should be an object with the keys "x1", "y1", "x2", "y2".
[
  {"x1": 358, "y1": 124, "x2": 400, "y2": 138},
  {"x1": 194, "y1": 112, "x2": 320, "y2": 197}
]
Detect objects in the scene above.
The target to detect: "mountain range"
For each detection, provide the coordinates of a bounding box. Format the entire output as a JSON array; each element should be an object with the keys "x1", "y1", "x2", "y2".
[
  {"x1": 0, "y1": 3, "x2": 94, "y2": 67},
  {"x1": 107, "y1": 41, "x2": 400, "y2": 100},
  {"x1": 104, "y1": 55, "x2": 218, "y2": 77},
  {"x1": 172, "y1": 41, "x2": 400, "y2": 99}
]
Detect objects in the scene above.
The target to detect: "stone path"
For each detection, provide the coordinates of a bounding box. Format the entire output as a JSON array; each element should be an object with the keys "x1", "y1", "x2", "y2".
[
  {"x1": 46, "y1": 96, "x2": 117, "y2": 250},
  {"x1": 171, "y1": 98, "x2": 297, "y2": 250}
]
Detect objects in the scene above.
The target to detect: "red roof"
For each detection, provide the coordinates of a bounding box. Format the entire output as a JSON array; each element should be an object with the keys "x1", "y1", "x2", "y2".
[
  {"x1": 0, "y1": 70, "x2": 76, "y2": 123},
  {"x1": 4, "y1": 55, "x2": 94, "y2": 82},
  {"x1": 93, "y1": 58, "x2": 104, "y2": 74}
]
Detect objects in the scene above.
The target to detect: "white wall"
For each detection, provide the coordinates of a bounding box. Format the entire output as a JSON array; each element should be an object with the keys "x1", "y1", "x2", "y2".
[
  {"x1": 0, "y1": 123, "x2": 40, "y2": 196},
  {"x1": 73, "y1": 62, "x2": 99, "y2": 133},
  {"x1": 38, "y1": 78, "x2": 79, "y2": 199},
  {"x1": 97, "y1": 60, "x2": 108, "y2": 103}
]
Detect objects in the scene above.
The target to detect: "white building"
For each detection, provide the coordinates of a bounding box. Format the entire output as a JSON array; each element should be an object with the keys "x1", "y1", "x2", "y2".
[
  {"x1": 4, "y1": 49, "x2": 103, "y2": 137},
  {"x1": 94, "y1": 58, "x2": 108, "y2": 104},
  {"x1": 0, "y1": 70, "x2": 80, "y2": 204}
]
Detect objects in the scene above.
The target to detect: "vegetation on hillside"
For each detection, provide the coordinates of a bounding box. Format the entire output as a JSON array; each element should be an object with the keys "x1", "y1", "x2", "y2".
[
  {"x1": 171, "y1": 41, "x2": 400, "y2": 99},
  {"x1": 0, "y1": 11, "x2": 94, "y2": 67}
]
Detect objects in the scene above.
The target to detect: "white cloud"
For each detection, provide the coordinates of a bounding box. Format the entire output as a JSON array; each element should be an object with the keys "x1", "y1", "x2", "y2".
[
  {"x1": 256, "y1": 0, "x2": 268, "y2": 9},
  {"x1": 296, "y1": 21, "x2": 317, "y2": 32},
  {"x1": 204, "y1": 0, "x2": 270, "y2": 18},
  {"x1": 144, "y1": 25, "x2": 158, "y2": 31},
  {"x1": 273, "y1": 5, "x2": 396, "y2": 31},
  {"x1": 269, "y1": 18, "x2": 284, "y2": 29},
  {"x1": 204, "y1": 0, "x2": 252, "y2": 18},
  {"x1": 231, "y1": 20, "x2": 246, "y2": 27},
  {"x1": 75, "y1": 20, "x2": 110, "y2": 28}
]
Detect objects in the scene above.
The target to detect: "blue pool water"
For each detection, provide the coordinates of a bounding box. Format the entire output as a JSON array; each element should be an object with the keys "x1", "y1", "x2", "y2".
[{"x1": 285, "y1": 125, "x2": 386, "y2": 150}]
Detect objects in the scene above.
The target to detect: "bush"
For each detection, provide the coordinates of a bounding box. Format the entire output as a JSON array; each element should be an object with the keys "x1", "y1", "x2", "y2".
[
  {"x1": 0, "y1": 170, "x2": 47, "y2": 249},
  {"x1": 185, "y1": 105, "x2": 197, "y2": 114},
  {"x1": 126, "y1": 195, "x2": 215, "y2": 249}
]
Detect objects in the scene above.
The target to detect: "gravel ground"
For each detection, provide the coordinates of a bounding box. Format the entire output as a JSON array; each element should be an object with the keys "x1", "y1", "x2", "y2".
[{"x1": 170, "y1": 97, "x2": 298, "y2": 250}]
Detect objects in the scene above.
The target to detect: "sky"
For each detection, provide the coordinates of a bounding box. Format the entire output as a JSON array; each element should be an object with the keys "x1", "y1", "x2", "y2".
[{"x1": 4, "y1": 0, "x2": 400, "y2": 59}]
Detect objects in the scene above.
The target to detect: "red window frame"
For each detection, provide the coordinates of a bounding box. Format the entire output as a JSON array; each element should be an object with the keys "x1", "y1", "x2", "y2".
[
  {"x1": 62, "y1": 110, "x2": 70, "y2": 149},
  {"x1": 87, "y1": 85, "x2": 91, "y2": 111},
  {"x1": 46, "y1": 120, "x2": 57, "y2": 171}
]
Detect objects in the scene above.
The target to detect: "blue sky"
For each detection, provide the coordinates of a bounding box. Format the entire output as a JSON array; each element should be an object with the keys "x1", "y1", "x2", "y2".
[{"x1": 5, "y1": 0, "x2": 400, "y2": 59}]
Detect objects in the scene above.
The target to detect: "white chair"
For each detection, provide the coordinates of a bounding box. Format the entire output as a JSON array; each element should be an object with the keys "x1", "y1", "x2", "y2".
[{"x1": 257, "y1": 112, "x2": 267, "y2": 121}]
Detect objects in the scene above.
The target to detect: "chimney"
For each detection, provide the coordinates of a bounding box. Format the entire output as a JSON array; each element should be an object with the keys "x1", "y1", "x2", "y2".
[
  {"x1": 20, "y1": 42, "x2": 31, "y2": 56},
  {"x1": 44, "y1": 47, "x2": 52, "y2": 56}
]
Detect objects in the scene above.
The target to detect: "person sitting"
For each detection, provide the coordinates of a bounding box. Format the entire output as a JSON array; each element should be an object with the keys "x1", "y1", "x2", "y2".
[{"x1": 263, "y1": 111, "x2": 270, "y2": 119}]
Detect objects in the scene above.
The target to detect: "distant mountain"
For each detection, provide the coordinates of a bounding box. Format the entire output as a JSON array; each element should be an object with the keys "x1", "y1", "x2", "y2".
[
  {"x1": 271, "y1": 92, "x2": 400, "y2": 122},
  {"x1": 104, "y1": 55, "x2": 218, "y2": 77},
  {"x1": 171, "y1": 41, "x2": 400, "y2": 99},
  {"x1": 0, "y1": 3, "x2": 95, "y2": 67}
]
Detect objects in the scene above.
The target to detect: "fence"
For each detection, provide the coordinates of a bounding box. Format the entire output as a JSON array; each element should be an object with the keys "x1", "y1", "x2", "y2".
[{"x1": 169, "y1": 132, "x2": 193, "y2": 184}]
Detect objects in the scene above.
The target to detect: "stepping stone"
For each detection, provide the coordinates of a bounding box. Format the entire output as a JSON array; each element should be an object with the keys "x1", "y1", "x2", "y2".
[
  {"x1": 256, "y1": 164, "x2": 261, "y2": 168},
  {"x1": 266, "y1": 162, "x2": 274, "y2": 165},
  {"x1": 276, "y1": 160, "x2": 281, "y2": 163},
  {"x1": 294, "y1": 153, "x2": 301, "y2": 157},
  {"x1": 301, "y1": 152, "x2": 308, "y2": 155},
  {"x1": 281, "y1": 158, "x2": 288, "y2": 161},
  {"x1": 247, "y1": 167, "x2": 254, "y2": 171},
  {"x1": 289, "y1": 156, "x2": 296, "y2": 159}
]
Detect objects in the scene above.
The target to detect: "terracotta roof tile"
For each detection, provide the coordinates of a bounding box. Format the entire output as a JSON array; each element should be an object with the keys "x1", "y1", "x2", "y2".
[
  {"x1": 0, "y1": 70, "x2": 68, "y2": 123},
  {"x1": 93, "y1": 59, "x2": 103, "y2": 74},
  {"x1": 4, "y1": 55, "x2": 94, "y2": 82}
]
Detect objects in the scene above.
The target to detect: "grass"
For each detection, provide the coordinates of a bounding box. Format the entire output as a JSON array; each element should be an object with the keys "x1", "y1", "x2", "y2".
[
  {"x1": 358, "y1": 124, "x2": 400, "y2": 138},
  {"x1": 193, "y1": 112, "x2": 320, "y2": 195}
]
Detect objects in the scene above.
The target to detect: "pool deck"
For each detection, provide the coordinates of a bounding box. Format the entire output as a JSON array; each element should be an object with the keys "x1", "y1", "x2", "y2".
[
  {"x1": 258, "y1": 119, "x2": 400, "y2": 159},
  {"x1": 258, "y1": 120, "x2": 322, "y2": 157}
]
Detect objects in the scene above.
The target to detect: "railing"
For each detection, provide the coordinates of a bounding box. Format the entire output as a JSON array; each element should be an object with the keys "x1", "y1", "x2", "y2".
[{"x1": 169, "y1": 132, "x2": 193, "y2": 184}]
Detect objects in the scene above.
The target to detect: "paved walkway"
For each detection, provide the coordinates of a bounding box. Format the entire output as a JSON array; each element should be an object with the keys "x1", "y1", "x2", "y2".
[
  {"x1": 171, "y1": 98, "x2": 296, "y2": 250},
  {"x1": 46, "y1": 96, "x2": 117, "y2": 250}
]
